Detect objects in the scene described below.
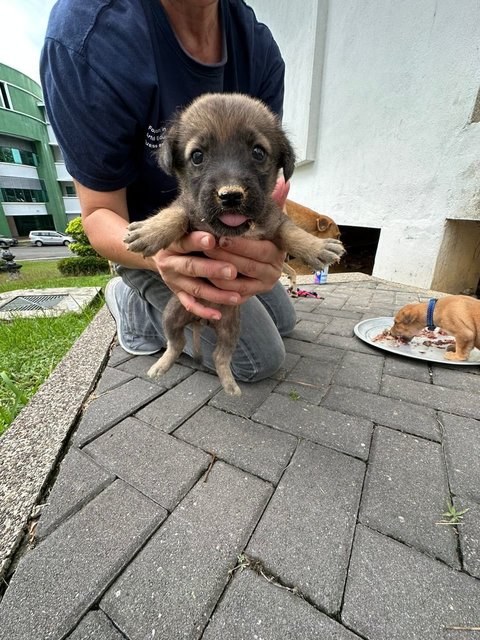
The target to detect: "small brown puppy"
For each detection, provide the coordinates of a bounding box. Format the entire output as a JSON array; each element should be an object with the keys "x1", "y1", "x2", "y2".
[
  {"x1": 125, "y1": 93, "x2": 345, "y2": 395},
  {"x1": 283, "y1": 199, "x2": 341, "y2": 289},
  {"x1": 390, "y1": 295, "x2": 480, "y2": 361}
]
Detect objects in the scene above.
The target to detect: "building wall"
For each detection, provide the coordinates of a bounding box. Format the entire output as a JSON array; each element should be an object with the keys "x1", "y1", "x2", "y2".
[
  {"x1": 0, "y1": 63, "x2": 67, "y2": 236},
  {"x1": 249, "y1": 0, "x2": 480, "y2": 291}
]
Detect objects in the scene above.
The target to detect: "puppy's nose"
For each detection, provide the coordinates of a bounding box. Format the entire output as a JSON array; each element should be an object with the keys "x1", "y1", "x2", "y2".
[{"x1": 217, "y1": 186, "x2": 245, "y2": 208}]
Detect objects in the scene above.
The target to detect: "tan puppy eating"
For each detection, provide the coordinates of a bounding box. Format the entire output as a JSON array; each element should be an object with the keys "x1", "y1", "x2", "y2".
[
  {"x1": 125, "y1": 93, "x2": 345, "y2": 395},
  {"x1": 390, "y1": 295, "x2": 480, "y2": 361}
]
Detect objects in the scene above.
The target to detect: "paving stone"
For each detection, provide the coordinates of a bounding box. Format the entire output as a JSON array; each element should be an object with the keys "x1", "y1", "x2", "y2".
[
  {"x1": 67, "y1": 610, "x2": 124, "y2": 639},
  {"x1": 135, "y1": 371, "x2": 221, "y2": 433},
  {"x1": 36, "y1": 448, "x2": 114, "y2": 541},
  {"x1": 247, "y1": 440, "x2": 365, "y2": 614},
  {"x1": 431, "y1": 365, "x2": 480, "y2": 393},
  {"x1": 84, "y1": 417, "x2": 210, "y2": 510},
  {"x1": 323, "y1": 316, "x2": 358, "y2": 337},
  {"x1": 308, "y1": 306, "x2": 363, "y2": 320},
  {"x1": 317, "y1": 333, "x2": 376, "y2": 354},
  {"x1": 342, "y1": 525, "x2": 480, "y2": 640},
  {"x1": 383, "y1": 354, "x2": 431, "y2": 383},
  {"x1": 74, "y1": 377, "x2": 163, "y2": 445},
  {"x1": 333, "y1": 351, "x2": 384, "y2": 393},
  {"x1": 209, "y1": 378, "x2": 278, "y2": 418},
  {"x1": 202, "y1": 569, "x2": 362, "y2": 640},
  {"x1": 101, "y1": 462, "x2": 272, "y2": 640},
  {"x1": 253, "y1": 393, "x2": 372, "y2": 460},
  {"x1": 441, "y1": 413, "x2": 480, "y2": 502},
  {"x1": 270, "y1": 351, "x2": 301, "y2": 380},
  {"x1": 291, "y1": 296, "x2": 323, "y2": 312},
  {"x1": 295, "y1": 310, "x2": 342, "y2": 324},
  {"x1": 381, "y1": 374, "x2": 480, "y2": 419},
  {"x1": 454, "y1": 496, "x2": 480, "y2": 579},
  {"x1": 317, "y1": 295, "x2": 349, "y2": 309},
  {"x1": 175, "y1": 406, "x2": 297, "y2": 484},
  {"x1": 283, "y1": 337, "x2": 344, "y2": 363},
  {"x1": 274, "y1": 377, "x2": 328, "y2": 405},
  {"x1": 117, "y1": 355, "x2": 193, "y2": 388},
  {"x1": 359, "y1": 427, "x2": 459, "y2": 567},
  {"x1": 108, "y1": 345, "x2": 133, "y2": 367},
  {"x1": 95, "y1": 366, "x2": 134, "y2": 394},
  {"x1": 289, "y1": 319, "x2": 327, "y2": 341},
  {"x1": 322, "y1": 385, "x2": 440, "y2": 440},
  {"x1": 0, "y1": 481, "x2": 165, "y2": 640}
]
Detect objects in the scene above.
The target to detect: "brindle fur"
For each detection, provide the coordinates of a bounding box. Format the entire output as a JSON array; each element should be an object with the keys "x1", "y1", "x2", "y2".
[{"x1": 125, "y1": 93, "x2": 345, "y2": 395}]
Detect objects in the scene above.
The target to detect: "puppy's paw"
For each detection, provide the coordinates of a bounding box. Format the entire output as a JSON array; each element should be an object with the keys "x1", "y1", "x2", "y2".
[
  {"x1": 124, "y1": 220, "x2": 165, "y2": 257},
  {"x1": 444, "y1": 350, "x2": 468, "y2": 362},
  {"x1": 303, "y1": 238, "x2": 345, "y2": 270},
  {"x1": 223, "y1": 381, "x2": 242, "y2": 396}
]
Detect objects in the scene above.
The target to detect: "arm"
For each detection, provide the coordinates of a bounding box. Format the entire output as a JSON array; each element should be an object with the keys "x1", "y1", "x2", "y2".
[{"x1": 76, "y1": 181, "x2": 243, "y2": 320}]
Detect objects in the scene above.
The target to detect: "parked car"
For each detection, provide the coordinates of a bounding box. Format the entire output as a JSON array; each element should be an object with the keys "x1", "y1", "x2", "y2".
[
  {"x1": 29, "y1": 230, "x2": 74, "y2": 246},
  {"x1": 0, "y1": 234, "x2": 17, "y2": 247}
]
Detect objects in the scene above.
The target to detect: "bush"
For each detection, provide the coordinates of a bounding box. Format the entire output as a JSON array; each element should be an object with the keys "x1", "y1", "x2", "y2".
[
  {"x1": 65, "y1": 217, "x2": 99, "y2": 258},
  {"x1": 57, "y1": 256, "x2": 110, "y2": 276}
]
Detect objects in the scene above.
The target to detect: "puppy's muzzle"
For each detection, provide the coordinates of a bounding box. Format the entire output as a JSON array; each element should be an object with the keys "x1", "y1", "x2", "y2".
[{"x1": 216, "y1": 186, "x2": 246, "y2": 209}]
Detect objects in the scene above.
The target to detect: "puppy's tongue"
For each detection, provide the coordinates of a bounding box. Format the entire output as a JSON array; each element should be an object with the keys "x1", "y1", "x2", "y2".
[{"x1": 219, "y1": 212, "x2": 249, "y2": 227}]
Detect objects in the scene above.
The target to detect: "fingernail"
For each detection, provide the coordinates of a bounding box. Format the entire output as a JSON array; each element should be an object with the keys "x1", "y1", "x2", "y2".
[
  {"x1": 221, "y1": 267, "x2": 232, "y2": 278},
  {"x1": 200, "y1": 235, "x2": 211, "y2": 248},
  {"x1": 212, "y1": 313, "x2": 221, "y2": 321},
  {"x1": 230, "y1": 295, "x2": 239, "y2": 304},
  {"x1": 219, "y1": 237, "x2": 232, "y2": 248}
]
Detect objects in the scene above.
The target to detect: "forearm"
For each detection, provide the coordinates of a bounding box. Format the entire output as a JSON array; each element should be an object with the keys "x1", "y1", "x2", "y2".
[{"x1": 82, "y1": 208, "x2": 156, "y2": 271}]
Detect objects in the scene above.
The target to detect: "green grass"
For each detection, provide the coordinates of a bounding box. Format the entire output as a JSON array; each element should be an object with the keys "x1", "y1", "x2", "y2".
[
  {"x1": 0, "y1": 260, "x2": 111, "y2": 293},
  {"x1": 0, "y1": 260, "x2": 111, "y2": 435}
]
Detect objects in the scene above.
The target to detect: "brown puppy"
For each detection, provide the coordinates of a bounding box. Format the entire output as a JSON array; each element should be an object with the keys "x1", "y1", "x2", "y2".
[
  {"x1": 125, "y1": 93, "x2": 345, "y2": 395},
  {"x1": 283, "y1": 200, "x2": 341, "y2": 289},
  {"x1": 390, "y1": 295, "x2": 480, "y2": 361}
]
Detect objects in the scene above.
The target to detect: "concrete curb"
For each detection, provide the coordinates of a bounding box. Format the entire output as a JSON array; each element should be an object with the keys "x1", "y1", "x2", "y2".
[{"x1": 0, "y1": 305, "x2": 115, "y2": 580}]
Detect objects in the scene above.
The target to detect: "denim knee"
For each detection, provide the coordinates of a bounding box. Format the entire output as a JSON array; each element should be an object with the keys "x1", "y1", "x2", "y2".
[{"x1": 231, "y1": 337, "x2": 286, "y2": 383}]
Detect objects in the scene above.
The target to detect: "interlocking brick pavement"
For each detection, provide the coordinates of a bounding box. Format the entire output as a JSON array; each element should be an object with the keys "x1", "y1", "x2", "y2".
[{"x1": 1, "y1": 278, "x2": 479, "y2": 640}]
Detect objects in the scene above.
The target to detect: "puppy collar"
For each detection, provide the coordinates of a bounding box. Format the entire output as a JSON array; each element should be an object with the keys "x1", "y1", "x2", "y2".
[{"x1": 426, "y1": 298, "x2": 437, "y2": 330}]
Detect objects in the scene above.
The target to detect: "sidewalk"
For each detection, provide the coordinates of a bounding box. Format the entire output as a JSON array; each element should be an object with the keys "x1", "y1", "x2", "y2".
[{"x1": 0, "y1": 276, "x2": 479, "y2": 640}]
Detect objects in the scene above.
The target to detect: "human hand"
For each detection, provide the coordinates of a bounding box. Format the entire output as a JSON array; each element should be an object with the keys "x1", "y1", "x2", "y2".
[
  {"x1": 272, "y1": 176, "x2": 290, "y2": 209},
  {"x1": 204, "y1": 235, "x2": 285, "y2": 304},
  {"x1": 151, "y1": 231, "x2": 242, "y2": 321}
]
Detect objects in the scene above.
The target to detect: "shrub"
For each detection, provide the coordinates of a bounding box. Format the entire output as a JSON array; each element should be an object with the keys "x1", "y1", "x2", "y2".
[
  {"x1": 65, "y1": 217, "x2": 99, "y2": 258},
  {"x1": 57, "y1": 256, "x2": 110, "y2": 276}
]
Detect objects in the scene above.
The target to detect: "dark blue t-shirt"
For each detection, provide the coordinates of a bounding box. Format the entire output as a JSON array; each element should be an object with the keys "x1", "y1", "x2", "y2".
[{"x1": 40, "y1": 0, "x2": 285, "y2": 221}]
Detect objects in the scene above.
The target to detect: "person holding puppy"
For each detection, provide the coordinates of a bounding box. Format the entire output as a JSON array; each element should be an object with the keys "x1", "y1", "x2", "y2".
[{"x1": 41, "y1": 0, "x2": 296, "y2": 382}]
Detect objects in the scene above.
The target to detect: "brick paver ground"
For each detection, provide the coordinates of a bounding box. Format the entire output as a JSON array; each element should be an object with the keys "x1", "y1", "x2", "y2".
[{"x1": 0, "y1": 278, "x2": 479, "y2": 640}]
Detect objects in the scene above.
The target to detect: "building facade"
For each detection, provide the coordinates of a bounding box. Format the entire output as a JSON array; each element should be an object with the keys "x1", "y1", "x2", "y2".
[
  {"x1": 251, "y1": 0, "x2": 480, "y2": 294},
  {"x1": 0, "y1": 63, "x2": 80, "y2": 238}
]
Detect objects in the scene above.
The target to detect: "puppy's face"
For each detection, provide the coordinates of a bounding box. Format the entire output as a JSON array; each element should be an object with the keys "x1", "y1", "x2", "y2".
[
  {"x1": 390, "y1": 304, "x2": 425, "y2": 340},
  {"x1": 158, "y1": 93, "x2": 295, "y2": 236}
]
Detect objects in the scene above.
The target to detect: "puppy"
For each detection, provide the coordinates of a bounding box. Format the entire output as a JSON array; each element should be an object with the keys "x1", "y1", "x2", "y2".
[
  {"x1": 390, "y1": 295, "x2": 480, "y2": 361},
  {"x1": 283, "y1": 199, "x2": 341, "y2": 290},
  {"x1": 125, "y1": 93, "x2": 345, "y2": 395}
]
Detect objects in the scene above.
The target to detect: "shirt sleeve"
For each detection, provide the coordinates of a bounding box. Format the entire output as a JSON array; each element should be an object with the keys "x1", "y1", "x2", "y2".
[
  {"x1": 257, "y1": 36, "x2": 285, "y2": 119},
  {"x1": 40, "y1": 38, "x2": 141, "y2": 191}
]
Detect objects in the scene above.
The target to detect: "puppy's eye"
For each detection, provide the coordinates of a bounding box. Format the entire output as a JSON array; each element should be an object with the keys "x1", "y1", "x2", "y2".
[
  {"x1": 191, "y1": 150, "x2": 204, "y2": 166},
  {"x1": 252, "y1": 145, "x2": 266, "y2": 162}
]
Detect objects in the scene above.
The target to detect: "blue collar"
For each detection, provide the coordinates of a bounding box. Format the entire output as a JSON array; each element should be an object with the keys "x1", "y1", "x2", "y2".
[{"x1": 426, "y1": 298, "x2": 437, "y2": 330}]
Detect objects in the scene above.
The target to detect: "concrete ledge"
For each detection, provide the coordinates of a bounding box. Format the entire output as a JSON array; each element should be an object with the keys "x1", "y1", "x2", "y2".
[{"x1": 0, "y1": 305, "x2": 115, "y2": 580}]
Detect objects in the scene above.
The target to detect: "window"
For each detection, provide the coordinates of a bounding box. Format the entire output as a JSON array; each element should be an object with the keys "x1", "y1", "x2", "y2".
[
  {"x1": 0, "y1": 146, "x2": 39, "y2": 166},
  {"x1": 0, "y1": 186, "x2": 48, "y2": 203},
  {"x1": 65, "y1": 185, "x2": 76, "y2": 196},
  {"x1": 0, "y1": 82, "x2": 12, "y2": 110}
]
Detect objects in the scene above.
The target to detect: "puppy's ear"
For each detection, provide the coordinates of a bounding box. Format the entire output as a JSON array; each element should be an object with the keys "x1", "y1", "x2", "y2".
[
  {"x1": 156, "y1": 118, "x2": 181, "y2": 176},
  {"x1": 277, "y1": 130, "x2": 296, "y2": 182},
  {"x1": 316, "y1": 217, "x2": 331, "y2": 233}
]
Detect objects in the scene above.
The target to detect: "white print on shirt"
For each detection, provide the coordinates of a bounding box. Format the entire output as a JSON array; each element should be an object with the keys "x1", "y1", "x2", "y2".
[{"x1": 145, "y1": 125, "x2": 166, "y2": 149}]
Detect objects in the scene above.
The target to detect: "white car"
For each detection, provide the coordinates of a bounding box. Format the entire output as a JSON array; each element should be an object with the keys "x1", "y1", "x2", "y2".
[{"x1": 29, "y1": 230, "x2": 74, "y2": 247}]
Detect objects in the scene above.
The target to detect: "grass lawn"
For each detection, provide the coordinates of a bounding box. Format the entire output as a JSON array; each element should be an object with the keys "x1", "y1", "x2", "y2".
[{"x1": 0, "y1": 260, "x2": 111, "y2": 436}]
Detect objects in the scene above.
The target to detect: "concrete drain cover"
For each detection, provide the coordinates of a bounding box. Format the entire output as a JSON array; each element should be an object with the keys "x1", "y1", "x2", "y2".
[{"x1": 0, "y1": 287, "x2": 101, "y2": 319}]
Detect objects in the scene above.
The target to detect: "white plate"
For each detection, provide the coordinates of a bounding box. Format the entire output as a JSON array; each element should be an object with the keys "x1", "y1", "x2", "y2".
[{"x1": 354, "y1": 317, "x2": 480, "y2": 365}]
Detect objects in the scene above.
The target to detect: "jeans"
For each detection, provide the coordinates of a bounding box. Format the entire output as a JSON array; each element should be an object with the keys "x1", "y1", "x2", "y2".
[{"x1": 116, "y1": 266, "x2": 296, "y2": 382}]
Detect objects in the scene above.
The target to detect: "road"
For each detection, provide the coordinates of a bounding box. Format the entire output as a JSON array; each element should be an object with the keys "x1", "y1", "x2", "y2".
[{"x1": 4, "y1": 245, "x2": 73, "y2": 262}]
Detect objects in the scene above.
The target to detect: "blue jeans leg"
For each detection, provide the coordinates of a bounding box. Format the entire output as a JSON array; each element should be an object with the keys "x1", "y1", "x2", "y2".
[{"x1": 116, "y1": 266, "x2": 296, "y2": 382}]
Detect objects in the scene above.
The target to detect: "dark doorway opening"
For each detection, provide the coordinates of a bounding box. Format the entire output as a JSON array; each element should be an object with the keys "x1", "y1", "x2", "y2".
[{"x1": 330, "y1": 225, "x2": 381, "y2": 275}]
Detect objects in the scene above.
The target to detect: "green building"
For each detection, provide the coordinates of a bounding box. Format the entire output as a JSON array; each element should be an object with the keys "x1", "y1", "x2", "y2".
[{"x1": 0, "y1": 63, "x2": 79, "y2": 238}]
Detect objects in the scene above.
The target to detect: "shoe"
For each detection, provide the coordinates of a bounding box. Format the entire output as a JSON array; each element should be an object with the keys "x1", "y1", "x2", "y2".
[{"x1": 104, "y1": 277, "x2": 161, "y2": 356}]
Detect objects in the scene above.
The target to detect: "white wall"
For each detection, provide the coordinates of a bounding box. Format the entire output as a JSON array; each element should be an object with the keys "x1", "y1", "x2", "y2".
[{"x1": 249, "y1": 0, "x2": 480, "y2": 289}]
